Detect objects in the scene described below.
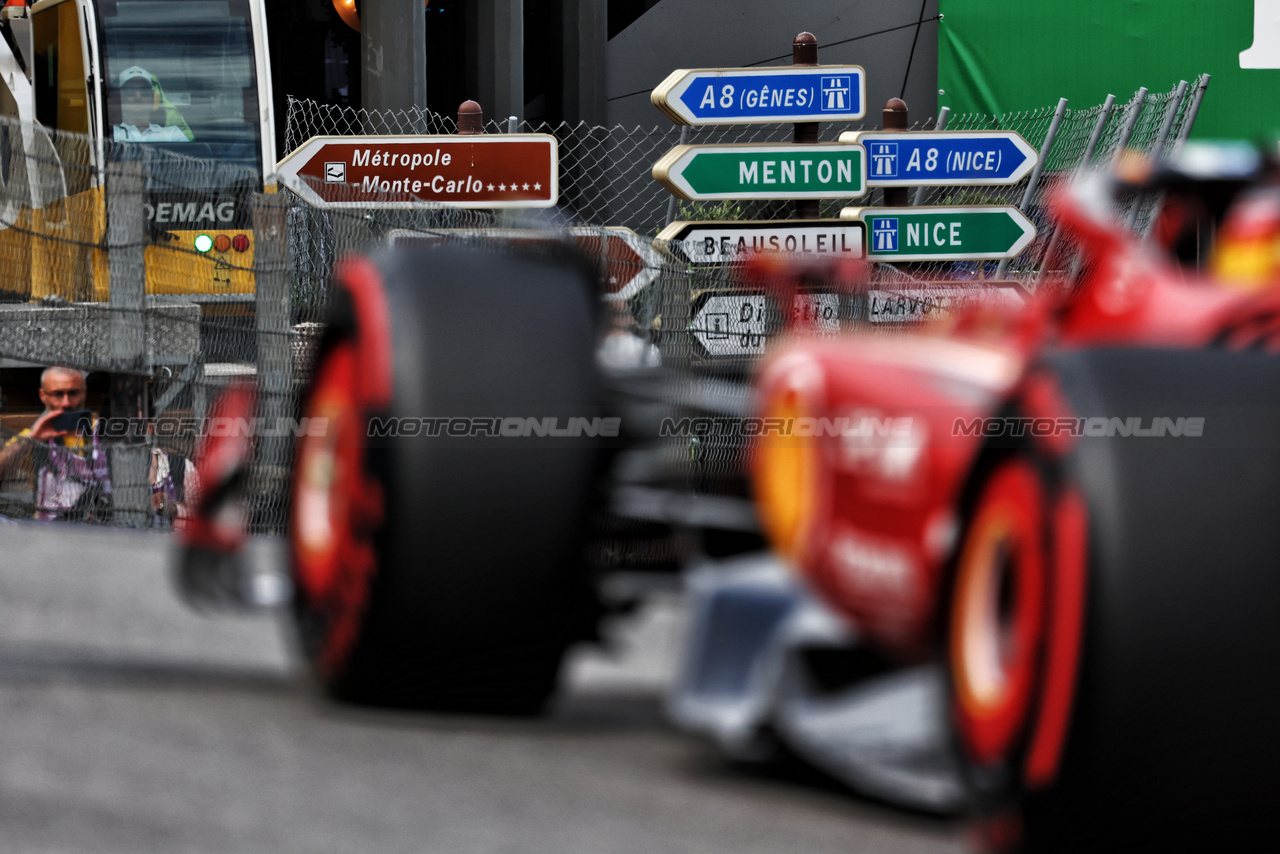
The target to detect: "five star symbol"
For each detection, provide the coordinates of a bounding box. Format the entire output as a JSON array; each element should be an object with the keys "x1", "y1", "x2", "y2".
[{"x1": 484, "y1": 181, "x2": 544, "y2": 194}]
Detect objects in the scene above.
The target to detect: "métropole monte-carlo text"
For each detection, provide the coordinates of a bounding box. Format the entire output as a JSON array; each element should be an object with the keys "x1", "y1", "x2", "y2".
[{"x1": 349, "y1": 147, "x2": 539, "y2": 196}]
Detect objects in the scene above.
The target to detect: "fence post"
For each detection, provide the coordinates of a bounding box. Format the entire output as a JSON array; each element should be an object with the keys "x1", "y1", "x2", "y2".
[
  {"x1": 507, "y1": 115, "x2": 518, "y2": 134},
  {"x1": 996, "y1": 96, "x2": 1068, "y2": 280},
  {"x1": 1125, "y1": 79, "x2": 1189, "y2": 233},
  {"x1": 106, "y1": 159, "x2": 151, "y2": 527},
  {"x1": 1150, "y1": 80, "x2": 1190, "y2": 161},
  {"x1": 1065, "y1": 86, "x2": 1150, "y2": 281},
  {"x1": 1036, "y1": 93, "x2": 1116, "y2": 284},
  {"x1": 882, "y1": 98, "x2": 910, "y2": 207},
  {"x1": 792, "y1": 32, "x2": 820, "y2": 220},
  {"x1": 1140, "y1": 75, "x2": 1212, "y2": 242},
  {"x1": 1171, "y1": 74, "x2": 1211, "y2": 156},
  {"x1": 911, "y1": 105, "x2": 949, "y2": 206},
  {"x1": 252, "y1": 192, "x2": 292, "y2": 531},
  {"x1": 1111, "y1": 86, "x2": 1150, "y2": 165},
  {"x1": 108, "y1": 161, "x2": 146, "y2": 373}
]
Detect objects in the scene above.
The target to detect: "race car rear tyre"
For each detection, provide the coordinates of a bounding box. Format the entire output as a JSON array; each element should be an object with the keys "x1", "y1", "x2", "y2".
[
  {"x1": 291, "y1": 246, "x2": 603, "y2": 713},
  {"x1": 950, "y1": 348, "x2": 1280, "y2": 852},
  {"x1": 947, "y1": 454, "x2": 1049, "y2": 799}
]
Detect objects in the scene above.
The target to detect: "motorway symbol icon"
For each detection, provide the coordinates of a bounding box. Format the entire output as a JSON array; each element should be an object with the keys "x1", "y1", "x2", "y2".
[
  {"x1": 839, "y1": 131, "x2": 1038, "y2": 187},
  {"x1": 821, "y1": 75, "x2": 852, "y2": 111},
  {"x1": 871, "y1": 217, "x2": 898, "y2": 252},
  {"x1": 652, "y1": 66, "x2": 867, "y2": 125},
  {"x1": 867, "y1": 142, "x2": 898, "y2": 178}
]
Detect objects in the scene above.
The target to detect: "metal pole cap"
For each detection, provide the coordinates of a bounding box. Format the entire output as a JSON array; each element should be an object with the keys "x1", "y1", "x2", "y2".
[
  {"x1": 458, "y1": 100, "x2": 484, "y2": 135},
  {"x1": 793, "y1": 32, "x2": 818, "y2": 66},
  {"x1": 883, "y1": 98, "x2": 909, "y2": 130}
]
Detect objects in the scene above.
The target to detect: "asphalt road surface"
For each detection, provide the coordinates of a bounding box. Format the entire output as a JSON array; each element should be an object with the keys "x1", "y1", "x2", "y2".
[{"x1": 0, "y1": 521, "x2": 965, "y2": 854}]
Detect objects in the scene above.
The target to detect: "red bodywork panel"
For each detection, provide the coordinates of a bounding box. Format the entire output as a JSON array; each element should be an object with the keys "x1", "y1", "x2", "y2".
[
  {"x1": 754, "y1": 183, "x2": 1278, "y2": 657},
  {"x1": 757, "y1": 336, "x2": 1023, "y2": 656}
]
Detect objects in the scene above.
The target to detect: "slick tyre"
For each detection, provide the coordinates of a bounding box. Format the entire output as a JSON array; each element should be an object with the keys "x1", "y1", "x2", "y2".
[
  {"x1": 949, "y1": 348, "x2": 1280, "y2": 853},
  {"x1": 291, "y1": 246, "x2": 603, "y2": 713}
]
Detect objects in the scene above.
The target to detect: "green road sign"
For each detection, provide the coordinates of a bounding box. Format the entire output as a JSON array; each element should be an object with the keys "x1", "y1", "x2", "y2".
[
  {"x1": 653, "y1": 143, "x2": 867, "y2": 201},
  {"x1": 840, "y1": 205, "x2": 1036, "y2": 261}
]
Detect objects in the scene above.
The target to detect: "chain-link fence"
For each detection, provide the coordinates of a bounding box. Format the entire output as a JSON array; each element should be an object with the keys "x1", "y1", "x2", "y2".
[
  {"x1": 287, "y1": 77, "x2": 1205, "y2": 240},
  {"x1": 0, "y1": 76, "x2": 1207, "y2": 538}
]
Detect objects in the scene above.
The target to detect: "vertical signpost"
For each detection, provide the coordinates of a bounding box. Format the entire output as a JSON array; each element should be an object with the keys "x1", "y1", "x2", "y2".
[
  {"x1": 650, "y1": 39, "x2": 870, "y2": 357},
  {"x1": 792, "y1": 32, "x2": 821, "y2": 220},
  {"x1": 649, "y1": 35, "x2": 1042, "y2": 353}
]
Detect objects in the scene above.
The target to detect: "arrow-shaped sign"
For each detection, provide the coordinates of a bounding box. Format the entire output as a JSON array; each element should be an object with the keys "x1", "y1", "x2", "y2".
[
  {"x1": 839, "y1": 131, "x2": 1038, "y2": 187},
  {"x1": 867, "y1": 283, "x2": 1029, "y2": 322},
  {"x1": 841, "y1": 206, "x2": 1037, "y2": 261},
  {"x1": 653, "y1": 144, "x2": 867, "y2": 201},
  {"x1": 657, "y1": 219, "x2": 865, "y2": 265},
  {"x1": 692, "y1": 292, "x2": 840, "y2": 357},
  {"x1": 652, "y1": 66, "x2": 867, "y2": 125},
  {"x1": 277, "y1": 134, "x2": 558, "y2": 209},
  {"x1": 385, "y1": 227, "x2": 662, "y2": 301}
]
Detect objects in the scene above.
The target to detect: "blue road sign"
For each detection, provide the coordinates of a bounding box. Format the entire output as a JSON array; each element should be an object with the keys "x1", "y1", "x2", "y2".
[
  {"x1": 841, "y1": 131, "x2": 1039, "y2": 187},
  {"x1": 652, "y1": 66, "x2": 866, "y2": 125},
  {"x1": 870, "y1": 217, "x2": 899, "y2": 252}
]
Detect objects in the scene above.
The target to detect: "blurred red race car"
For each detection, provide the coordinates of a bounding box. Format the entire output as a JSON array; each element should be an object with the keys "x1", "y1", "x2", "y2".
[{"x1": 748, "y1": 147, "x2": 1280, "y2": 852}]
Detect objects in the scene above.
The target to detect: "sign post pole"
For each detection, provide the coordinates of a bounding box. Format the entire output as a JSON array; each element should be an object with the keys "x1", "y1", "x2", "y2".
[
  {"x1": 793, "y1": 32, "x2": 820, "y2": 220},
  {"x1": 458, "y1": 99, "x2": 484, "y2": 135},
  {"x1": 881, "y1": 98, "x2": 910, "y2": 207}
]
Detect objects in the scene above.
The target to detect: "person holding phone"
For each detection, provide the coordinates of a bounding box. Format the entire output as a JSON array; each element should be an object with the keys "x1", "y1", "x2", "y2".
[{"x1": 0, "y1": 367, "x2": 111, "y2": 522}]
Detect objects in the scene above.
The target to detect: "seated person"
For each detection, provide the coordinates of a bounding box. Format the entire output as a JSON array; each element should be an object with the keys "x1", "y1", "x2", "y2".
[{"x1": 112, "y1": 65, "x2": 195, "y2": 143}]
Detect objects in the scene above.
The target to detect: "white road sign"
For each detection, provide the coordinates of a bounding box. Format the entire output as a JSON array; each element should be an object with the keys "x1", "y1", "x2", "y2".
[
  {"x1": 867, "y1": 285, "x2": 1029, "y2": 323},
  {"x1": 657, "y1": 219, "x2": 865, "y2": 265},
  {"x1": 693, "y1": 292, "x2": 840, "y2": 357}
]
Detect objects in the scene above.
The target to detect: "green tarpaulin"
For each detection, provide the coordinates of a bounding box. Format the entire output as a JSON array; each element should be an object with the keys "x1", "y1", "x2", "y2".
[{"x1": 938, "y1": 0, "x2": 1280, "y2": 140}]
